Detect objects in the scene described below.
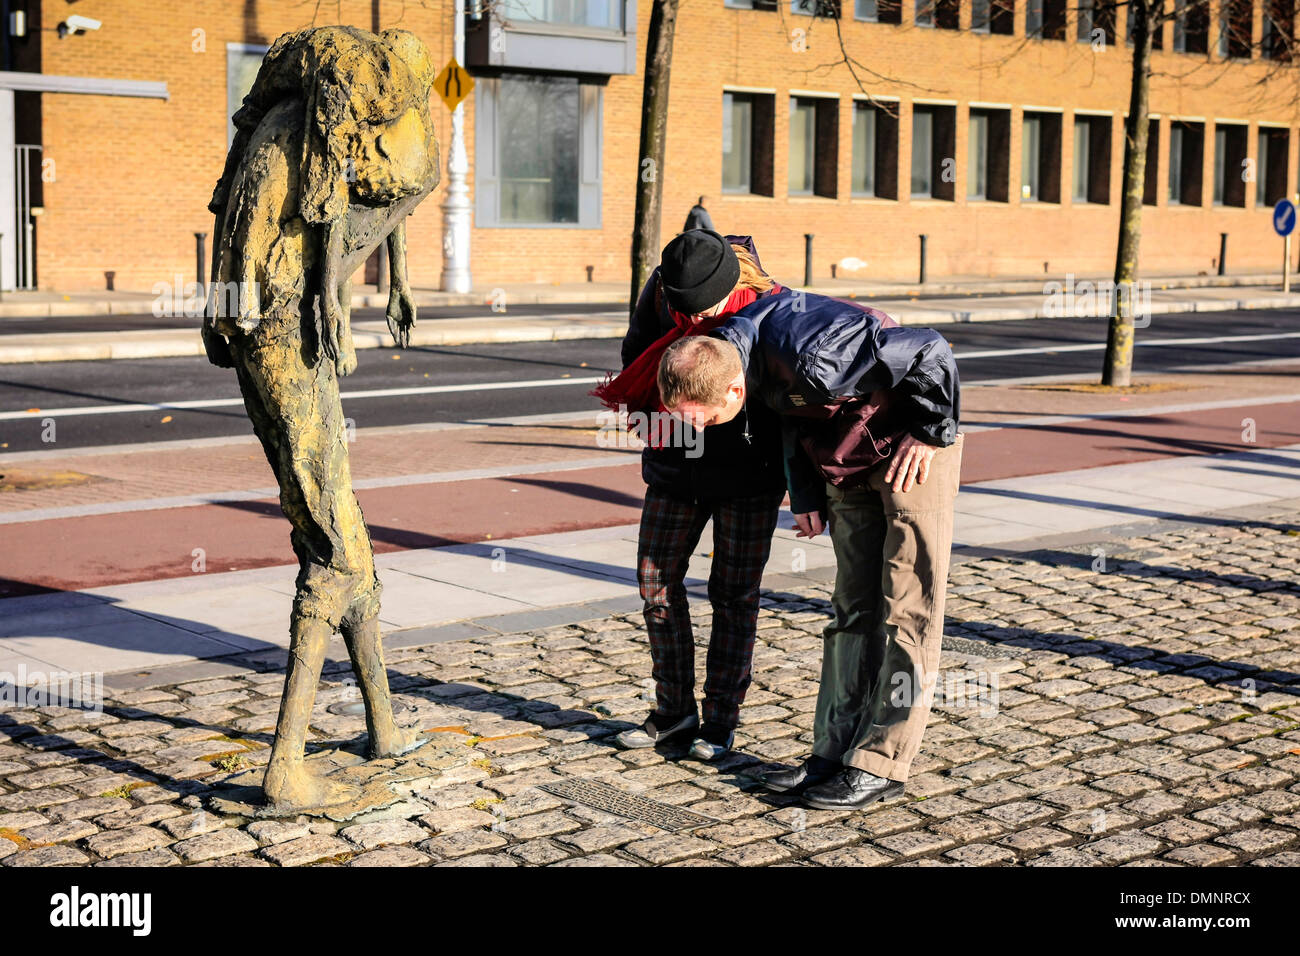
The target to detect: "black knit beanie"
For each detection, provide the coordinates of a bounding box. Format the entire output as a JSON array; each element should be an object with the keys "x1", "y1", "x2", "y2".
[{"x1": 660, "y1": 230, "x2": 740, "y2": 315}]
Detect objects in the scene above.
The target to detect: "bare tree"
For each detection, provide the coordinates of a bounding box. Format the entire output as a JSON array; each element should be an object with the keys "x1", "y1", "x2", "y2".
[
  {"x1": 1104, "y1": 0, "x2": 1160, "y2": 386},
  {"x1": 1102, "y1": 0, "x2": 1298, "y2": 384}
]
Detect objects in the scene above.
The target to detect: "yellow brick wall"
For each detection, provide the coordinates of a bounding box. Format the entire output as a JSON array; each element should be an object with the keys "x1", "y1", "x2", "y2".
[{"x1": 25, "y1": 0, "x2": 1300, "y2": 292}]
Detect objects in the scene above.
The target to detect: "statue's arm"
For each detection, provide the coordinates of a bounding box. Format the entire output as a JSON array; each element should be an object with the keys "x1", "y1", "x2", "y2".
[
  {"x1": 319, "y1": 217, "x2": 356, "y2": 375},
  {"x1": 385, "y1": 217, "x2": 416, "y2": 348},
  {"x1": 202, "y1": 212, "x2": 234, "y2": 368}
]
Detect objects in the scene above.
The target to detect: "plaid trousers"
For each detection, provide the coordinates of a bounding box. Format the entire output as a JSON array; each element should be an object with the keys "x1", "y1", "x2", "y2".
[{"x1": 637, "y1": 486, "x2": 784, "y2": 730}]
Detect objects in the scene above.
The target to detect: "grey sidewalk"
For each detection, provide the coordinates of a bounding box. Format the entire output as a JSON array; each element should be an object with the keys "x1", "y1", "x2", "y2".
[
  {"x1": 2, "y1": 441, "x2": 1298, "y2": 680},
  {"x1": 5, "y1": 279, "x2": 1300, "y2": 364}
]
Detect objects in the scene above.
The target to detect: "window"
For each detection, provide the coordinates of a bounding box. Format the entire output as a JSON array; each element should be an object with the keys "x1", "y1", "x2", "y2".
[
  {"x1": 1129, "y1": 3, "x2": 1166, "y2": 48},
  {"x1": 1078, "y1": 0, "x2": 1116, "y2": 45},
  {"x1": 1263, "y1": 0, "x2": 1293, "y2": 60},
  {"x1": 791, "y1": 0, "x2": 842, "y2": 14},
  {"x1": 913, "y1": 110, "x2": 932, "y2": 195},
  {"x1": 912, "y1": 104, "x2": 956, "y2": 199},
  {"x1": 789, "y1": 96, "x2": 839, "y2": 198},
  {"x1": 1174, "y1": 0, "x2": 1209, "y2": 53},
  {"x1": 226, "y1": 44, "x2": 269, "y2": 145},
  {"x1": 789, "y1": 99, "x2": 816, "y2": 194},
  {"x1": 1214, "y1": 123, "x2": 1248, "y2": 206},
  {"x1": 1021, "y1": 111, "x2": 1062, "y2": 202},
  {"x1": 1168, "y1": 120, "x2": 1205, "y2": 205},
  {"x1": 1219, "y1": 0, "x2": 1254, "y2": 57},
  {"x1": 968, "y1": 107, "x2": 1010, "y2": 201},
  {"x1": 916, "y1": 0, "x2": 959, "y2": 27},
  {"x1": 857, "y1": 0, "x2": 903, "y2": 21},
  {"x1": 475, "y1": 73, "x2": 602, "y2": 227},
  {"x1": 723, "y1": 91, "x2": 775, "y2": 196},
  {"x1": 1026, "y1": 0, "x2": 1066, "y2": 38},
  {"x1": 1144, "y1": 118, "x2": 1160, "y2": 205},
  {"x1": 1258, "y1": 127, "x2": 1290, "y2": 205},
  {"x1": 852, "y1": 101, "x2": 899, "y2": 198},
  {"x1": 499, "y1": 75, "x2": 578, "y2": 223},
  {"x1": 502, "y1": 0, "x2": 623, "y2": 28},
  {"x1": 968, "y1": 114, "x2": 987, "y2": 199},
  {"x1": 1072, "y1": 115, "x2": 1112, "y2": 203},
  {"x1": 724, "y1": 92, "x2": 753, "y2": 192},
  {"x1": 1073, "y1": 119, "x2": 1090, "y2": 200},
  {"x1": 971, "y1": 0, "x2": 1013, "y2": 32}
]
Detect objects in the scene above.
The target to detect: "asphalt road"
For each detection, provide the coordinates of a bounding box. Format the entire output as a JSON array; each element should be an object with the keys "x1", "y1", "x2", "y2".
[{"x1": 1, "y1": 308, "x2": 1298, "y2": 453}]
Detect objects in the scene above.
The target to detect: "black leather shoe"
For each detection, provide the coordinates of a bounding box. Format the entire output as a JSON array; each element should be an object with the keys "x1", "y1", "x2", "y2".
[
  {"x1": 802, "y1": 768, "x2": 904, "y2": 810},
  {"x1": 758, "y1": 755, "x2": 841, "y2": 794}
]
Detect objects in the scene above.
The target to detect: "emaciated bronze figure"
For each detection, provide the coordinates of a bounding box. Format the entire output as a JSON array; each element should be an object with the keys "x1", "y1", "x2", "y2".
[{"x1": 204, "y1": 25, "x2": 440, "y2": 811}]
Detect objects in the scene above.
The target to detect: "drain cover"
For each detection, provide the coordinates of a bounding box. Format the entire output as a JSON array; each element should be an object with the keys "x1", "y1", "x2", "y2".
[
  {"x1": 540, "y1": 778, "x2": 718, "y2": 832},
  {"x1": 942, "y1": 635, "x2": 1023, "y2": 660}
]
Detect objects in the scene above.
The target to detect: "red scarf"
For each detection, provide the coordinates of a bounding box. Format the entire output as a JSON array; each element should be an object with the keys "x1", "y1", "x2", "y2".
[{"x1": 591, "y1": 285, "x2": 767, "y2": 424}]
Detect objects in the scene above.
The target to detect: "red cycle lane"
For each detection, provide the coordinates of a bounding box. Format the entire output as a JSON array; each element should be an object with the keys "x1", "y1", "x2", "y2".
[{"x1": 2, "y1": 399, "x2": 1297, "y2": 597}]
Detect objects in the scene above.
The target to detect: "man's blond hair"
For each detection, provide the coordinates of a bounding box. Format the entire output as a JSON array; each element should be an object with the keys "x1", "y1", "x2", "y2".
[{"x1": 658, "y1": 337, "x2": 742, "y2": 408}]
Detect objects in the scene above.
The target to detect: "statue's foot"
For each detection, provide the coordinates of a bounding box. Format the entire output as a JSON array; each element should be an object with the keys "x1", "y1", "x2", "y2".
[
  {"x1": 368, "y1": 724, "x2": 428, "y2": 760},
  {"x1": 263, "y1": 763, "x2": 361, "y2": 812}
]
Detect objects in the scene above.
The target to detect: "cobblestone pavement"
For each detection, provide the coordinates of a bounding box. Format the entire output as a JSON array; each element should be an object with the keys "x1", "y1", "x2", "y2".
[{"x1": 2, "y1": 512, "x2": 1299, "y2": 868}]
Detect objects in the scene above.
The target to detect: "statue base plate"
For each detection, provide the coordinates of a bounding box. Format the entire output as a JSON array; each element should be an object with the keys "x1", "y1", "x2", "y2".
[{"x1": 205, "y1": 731, "x2": 476, "y2": 822}]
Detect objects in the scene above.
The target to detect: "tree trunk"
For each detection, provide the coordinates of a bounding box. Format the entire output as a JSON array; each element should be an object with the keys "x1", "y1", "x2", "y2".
[
  {"x1": 629, "y1": 0, "x2": 679, "y2": 317},
  {"x1": 1103, "y1": 1, "x2": 1156, "y2": 386}
]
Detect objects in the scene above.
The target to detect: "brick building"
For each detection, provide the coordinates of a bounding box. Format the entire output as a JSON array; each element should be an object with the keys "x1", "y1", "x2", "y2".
[{"x1": 3, "y1": 0, "x2": 1299, "y2": 294}]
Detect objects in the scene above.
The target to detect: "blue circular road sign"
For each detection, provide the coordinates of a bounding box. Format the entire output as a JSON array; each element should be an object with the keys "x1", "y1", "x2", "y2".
[{"x1": 1273, "y1": 199, "x2": 1296, "y2": 237}]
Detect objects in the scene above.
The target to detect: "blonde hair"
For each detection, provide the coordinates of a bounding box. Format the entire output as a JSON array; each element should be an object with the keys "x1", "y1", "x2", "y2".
[
  {"x1": 732, "y1": 245, "x2": 775, "y2": 295},
  {"x1": 658, "y1": 337, "x2": 743, "y2": 408}
]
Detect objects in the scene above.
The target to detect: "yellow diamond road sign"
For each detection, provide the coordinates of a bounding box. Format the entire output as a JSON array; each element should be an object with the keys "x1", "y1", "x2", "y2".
[{"x1": 435, "y1": 58, "x2": 474, "y2": 112}]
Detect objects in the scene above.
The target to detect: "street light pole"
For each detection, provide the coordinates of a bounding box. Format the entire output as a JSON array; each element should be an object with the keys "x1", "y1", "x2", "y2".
[{"x1": 440, "y1": 0, "x2": 473, "y2": 293}]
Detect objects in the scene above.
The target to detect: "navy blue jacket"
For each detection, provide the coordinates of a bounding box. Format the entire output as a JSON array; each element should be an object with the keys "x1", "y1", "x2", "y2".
[
  {"x1": 713, "y1": 287, "x2": 960, "y2": 514},
  {"x1": 621, "y1": 237, "x2": 785, "y2": 501}
]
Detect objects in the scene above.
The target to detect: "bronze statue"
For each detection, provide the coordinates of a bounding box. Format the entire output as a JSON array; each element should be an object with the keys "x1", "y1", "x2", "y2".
[{"x1": 203, "y1": 26, "x2": 440, "y2": 811}]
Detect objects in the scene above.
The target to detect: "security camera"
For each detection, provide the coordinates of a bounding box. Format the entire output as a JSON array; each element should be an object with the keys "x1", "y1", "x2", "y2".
[{"x1": 58, "y1": 15, "x2": 102, "y2": 38}]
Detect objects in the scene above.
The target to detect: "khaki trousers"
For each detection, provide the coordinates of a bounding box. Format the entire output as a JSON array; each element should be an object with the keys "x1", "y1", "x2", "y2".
[{"x1": 812, "y1": 433, "x2": 963, "y2": 783}]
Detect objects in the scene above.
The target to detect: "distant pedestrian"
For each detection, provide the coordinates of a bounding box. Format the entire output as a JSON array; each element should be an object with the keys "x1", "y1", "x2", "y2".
[{"x1": 683, "y1": 196, "x2": 715, "y2": 233}]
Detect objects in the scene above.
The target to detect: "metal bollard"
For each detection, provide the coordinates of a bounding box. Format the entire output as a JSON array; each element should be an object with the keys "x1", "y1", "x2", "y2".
[
  {"x1": 919, "y1": 234, "x2": 928, "y2": 285},
  {"x1": 586, "y1": 265, "x2": 594, "y2": 283},
  {"x1": 195, "y1": 232, "x2": 208, "y2": 296},
  {"x1": 1218, "y1": 233, "x2": 1227, "y2": 276},
  {"x1": 104, "y1": 270, "x2": 115, "y2": 291},
  {"x1": 804, "y1": 234, "x2": 813, "y2": 286}
]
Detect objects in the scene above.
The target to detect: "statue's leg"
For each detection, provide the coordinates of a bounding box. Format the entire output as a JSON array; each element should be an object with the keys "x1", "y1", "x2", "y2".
[
  {"x1": 263, "y1": 612, "x2": 360, "y2": 810},
  {"x1": 339, "y1": 609, "x2": 423, "y2": 758},
  {"x1": 229, "y1": 341, "x2": 364, "y2": 810}
]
